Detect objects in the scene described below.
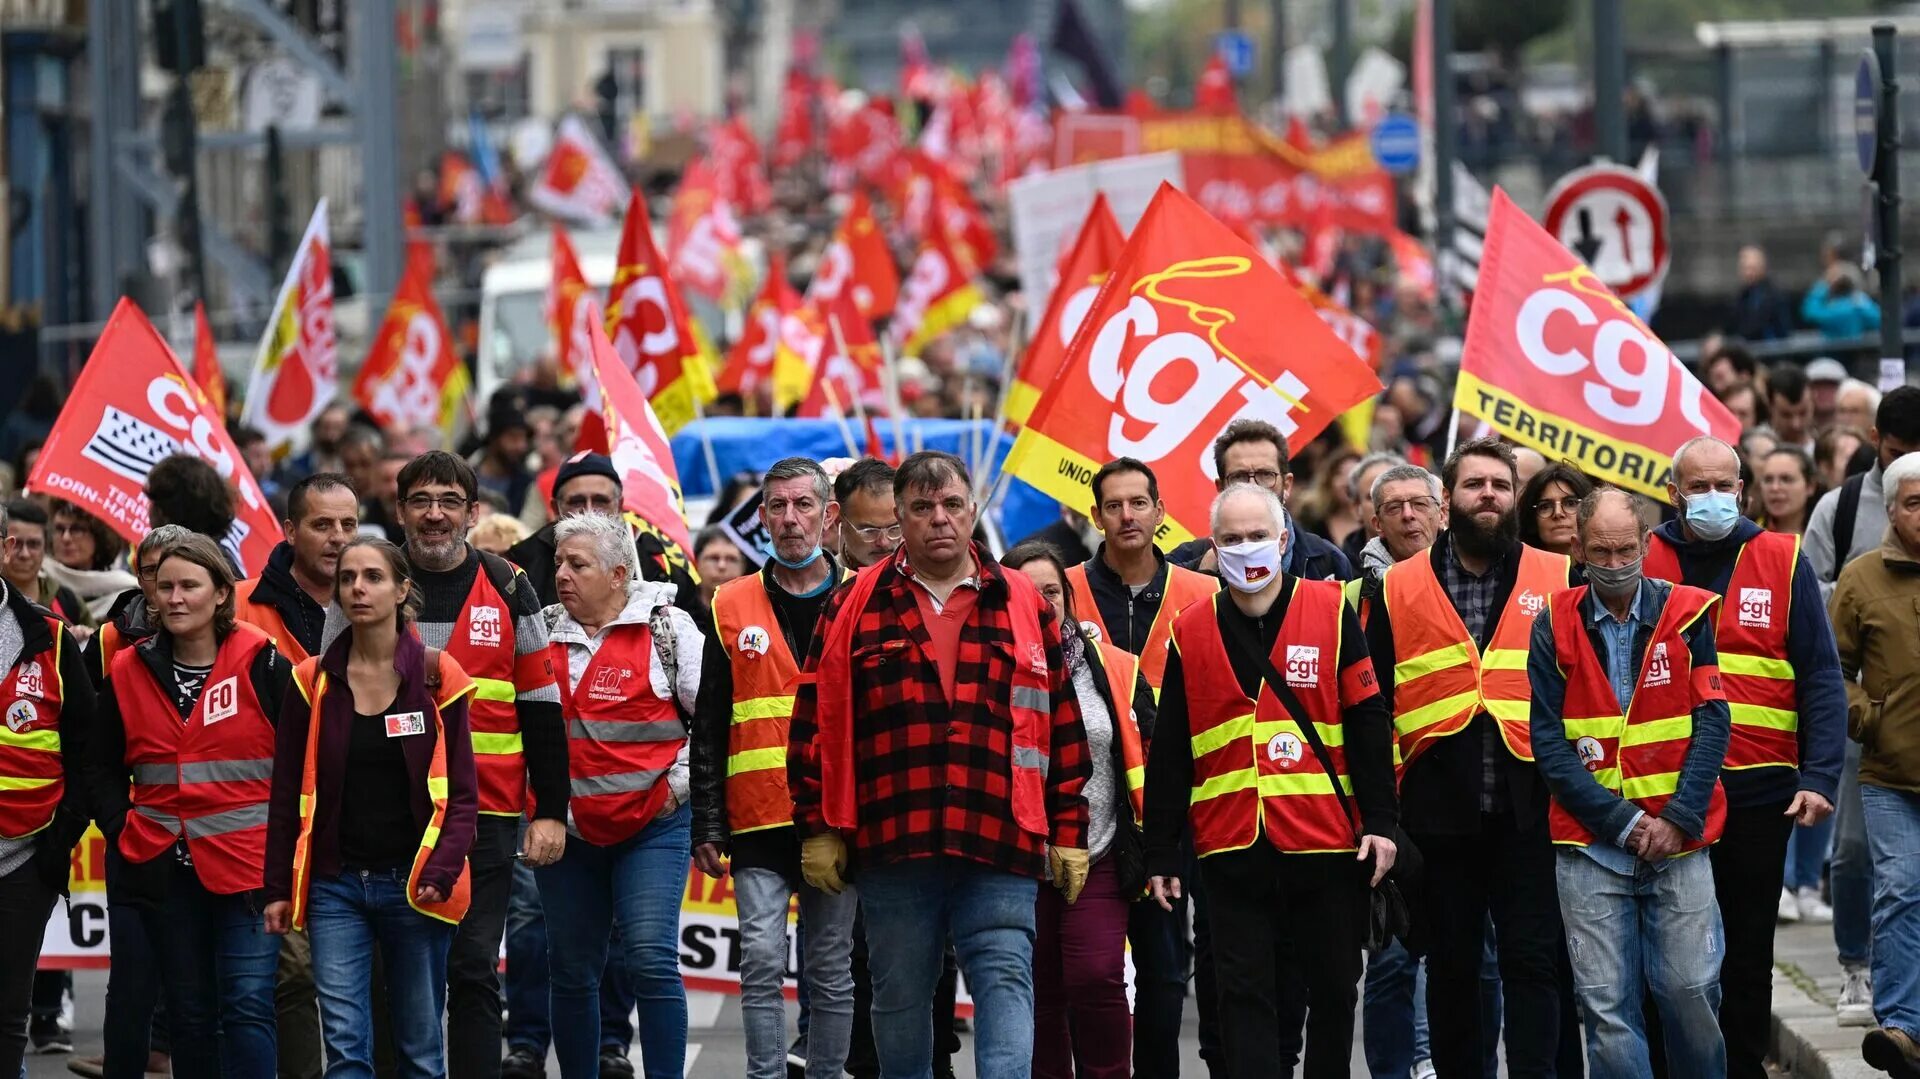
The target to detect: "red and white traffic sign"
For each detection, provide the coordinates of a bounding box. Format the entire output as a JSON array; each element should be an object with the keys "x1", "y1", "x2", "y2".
[{"x1": 1542, "y1": 163, "x2": 1670, "y2": 303}]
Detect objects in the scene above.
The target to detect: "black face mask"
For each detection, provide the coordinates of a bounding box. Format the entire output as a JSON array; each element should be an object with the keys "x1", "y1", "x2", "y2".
[{"x1": 1448, "y1": 501, "x2": 1518, "y2": 562}]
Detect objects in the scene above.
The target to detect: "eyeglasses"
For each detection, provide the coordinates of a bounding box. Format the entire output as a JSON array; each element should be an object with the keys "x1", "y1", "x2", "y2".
[
  {"x1": 1378, "y1": 497, "x2": 1439, "y2": 517},
  {"x1": 402, "y1": 494, "x2": 472, "y2": 513},
  {"x1": 1533, "y1": 497, "x2": 1581, "y2": 517},
  {"x1": 1224, "y1": 469, "x2": 1283, "y2": 488},
  {"x1": 850, "y1": 523, "x2": 903, "y2": 542}
]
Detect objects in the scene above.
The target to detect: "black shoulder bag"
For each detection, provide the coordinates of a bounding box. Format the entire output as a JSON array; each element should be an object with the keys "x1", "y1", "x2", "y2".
[{"x1": 1217, "y1": 612, "x2": 1418, "y2": 952}]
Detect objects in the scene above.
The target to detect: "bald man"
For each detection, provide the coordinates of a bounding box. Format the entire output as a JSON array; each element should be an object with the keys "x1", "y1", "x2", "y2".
[{"x1": 1644, "y1": 436, "x2": 1847, "y2": 1079}]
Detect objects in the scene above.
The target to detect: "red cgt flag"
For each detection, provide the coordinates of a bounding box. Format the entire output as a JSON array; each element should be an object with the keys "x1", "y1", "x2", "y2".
[
  {"x1": 809, "y1": 189, "x2": 899, "y2": 321},
  {"x1": 352, "y1": 242, "x2": 472, "y2": 437},
  {"x1": 1006, "y1": 182, "x2": 1383, "y2": 546},
  {"x1": 605, "y1": 192, "x2": 718, "y2": 435},
  {"x1": 668, "y1": 158, "x2": 749, "y2": 305},
  {"x1": 583, "y1": 317, "x2": 693, "y2": 554},
  {"x1": 29, "y1": 299, "x2": 284, "y2": 575},
  {"x1": 717, "y1": 252, "x2": 802, "y2": 410},
  {"x1": 1455, "y1": 187, "x2": 1739, "y2": 499},
  {"x1": 1008, "y1": 194, "x2": 1126, "y2": 426},
  {"x1": 192, "y1": 302, "x2": 227, "y2": 420}
]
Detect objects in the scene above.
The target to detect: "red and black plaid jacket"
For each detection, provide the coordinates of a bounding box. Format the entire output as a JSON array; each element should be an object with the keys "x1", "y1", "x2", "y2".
[{"x1": 788, "y1": 546, "x2": 1090, "y2": 880}]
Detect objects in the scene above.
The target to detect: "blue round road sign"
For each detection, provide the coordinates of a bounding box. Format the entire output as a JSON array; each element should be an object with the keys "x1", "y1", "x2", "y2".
[
  {"x1": 1857, "y1": 50, "x2": 1880, "y2": 176},
  {"x1": 1370, "y1": 112, "x2": 1421, "y2": 176}
]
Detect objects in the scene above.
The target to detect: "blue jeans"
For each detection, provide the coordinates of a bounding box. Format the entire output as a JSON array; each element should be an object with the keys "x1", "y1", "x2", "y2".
[
  {"x1": 503, "y1": 858, "x2": 636, "y2": 1056},
  {"x1": 1362, "y1": 940, "x2": 1430, "y2": 1077},
  {"x1": 859, "y1": 857, "x2": 1038, "y2": 1079},
  {"x1": 1784, "y1": 815, "x2": 1835, "y2": 892},
  {"x1": 534, "y1": 805, "x2": 690, "y2": 1079},
  {"x1": 307, "y1": 869, "x2": 455, "y2": 1079},
  {"x1": 1863, "y1": 784, "x2": 1920, "y2": 1035},
  {"x1": 735, "y1": 864, "x2": 857, "y2": 1079},
  {"x1": 138, "y1": 863, "x2": 279, "y2": 1079},
  {"x1": 1835, "y1": 740, "x2": 1874, "y2": 968},
  {"x1": 1557, "y1": 849, "x2": 1724, "y2": 1079}
]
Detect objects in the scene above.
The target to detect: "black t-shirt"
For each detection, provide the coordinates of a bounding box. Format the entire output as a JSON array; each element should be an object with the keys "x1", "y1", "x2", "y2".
[{"x1": 338, "y1": 697, "x2": 422, "y2": 870}]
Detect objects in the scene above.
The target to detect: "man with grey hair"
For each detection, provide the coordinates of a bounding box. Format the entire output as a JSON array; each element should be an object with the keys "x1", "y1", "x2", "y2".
[
  {"x1": 1646, "y1": 434, "x2": 1846, "y2": 1079},
  {"x1": 1341, "y1": 452, "x2": 1409, "y2": 569},
  {"x1": 1530, "y1": 486, "x2": 1731, "y2": 1075},
  {"x1": 1144, "y1": 482, "x2": 1397, "y2": 1078},
  {"x1": 694, "y1": 455, "x2": 859, "y2": 1079}
]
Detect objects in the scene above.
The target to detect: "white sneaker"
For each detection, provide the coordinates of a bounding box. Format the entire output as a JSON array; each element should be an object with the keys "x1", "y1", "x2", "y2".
[
  {"x1": 1778, "y1": 886, "x2": 1802, "y2": 923},
  {"x1": 1412, "y1": 1061, "x2": 1437, "y2": 1079},
  {"x1": 1797, "y1": 886, "x2": 1835, "y2": 923},
  {"x1": 1838, "y1": 966, "x2": 1875, "y2": 1027}
]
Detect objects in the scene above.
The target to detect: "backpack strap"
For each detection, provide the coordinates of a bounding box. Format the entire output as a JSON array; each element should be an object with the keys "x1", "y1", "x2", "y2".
[
  {"x1": 1833, "y1": 471, "x2": 1867, "y2": 576},
  {"x1": 423, "y1": 647, "x2": 445, "y2": 691}
]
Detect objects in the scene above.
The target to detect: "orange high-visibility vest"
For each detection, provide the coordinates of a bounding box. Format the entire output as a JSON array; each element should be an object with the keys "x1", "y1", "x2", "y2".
[
  {"x1": 1066, "y1": 561, "x2": 1217, "y2": 694},
  {"x1": 441, "y1": 561, "x2": 549, "y2": 816},
  {"x1": 1642, "y1": 531, "x2": 1800, "y2": 772},
  {"x1": 0, "y1": 619, "x2": 67, "y2": 839},
  {"x1": 234, "y1": 580, "x2": 309, "y2": 663},
  {"x1": 1172, "y1": 582, "x2": 1362, "y2": 856},
  {"x1": 288, "y1": 653, "x2": 476, "y2": 930},
  {"x1": 1383, "y1": 545, "x2": 1570, "y2": 767},
  {"x1": 551, "y1": 621, "x2": 686, "y2": 846},
  {"x1": 1092, "y1": 640, "x2": 1147, "y2": 824},
  {"x1": 1545, "y1": 584, "x2": 1729, "y2": 853},
  {"x1": 112, "y1": 625, "x2": 275, "y2": 894},
  {"x1": 712, "y1": 569, "x2": 846, "y2": 835}
]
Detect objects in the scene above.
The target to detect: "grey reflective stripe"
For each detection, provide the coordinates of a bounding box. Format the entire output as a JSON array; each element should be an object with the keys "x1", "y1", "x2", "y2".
[
  {"x1": 131, "y1": 764, "x2": 176, "y2": 786},
  {"x1": 570, "y1": 768, "x2": 669, "y2": 798},
  {"x1": 1013, "y1": 745, "x2": 1050, "y2": 771},
  {"x1": 1011, "y1": 686, "x2": 1050, "y2": 713},
  {"x1": 134, "y1": 805, "x2": 180, "y2": 829},
  {"x1": 568, "y1": 719, "x2": 684, "y2": 744},
  {"x1": 179, "y1": 759, "x2": 275, "y2": 784},
  {"x1": 182, "y1": 803, "x2": 269, "y2": 838}
]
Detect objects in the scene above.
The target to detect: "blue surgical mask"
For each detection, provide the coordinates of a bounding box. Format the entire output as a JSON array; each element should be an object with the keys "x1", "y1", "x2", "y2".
[
  {"x1": 1683, "y1": 490, "x2": 1742, "y2": 541},
  {"x1": 768, "y1": 545, "x2": 824, "y2": 571}
]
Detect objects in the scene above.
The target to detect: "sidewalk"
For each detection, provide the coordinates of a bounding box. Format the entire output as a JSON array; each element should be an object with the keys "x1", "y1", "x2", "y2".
[{"x1": 1774, "y1": 919, "x2": 1880, "y2": 1079}]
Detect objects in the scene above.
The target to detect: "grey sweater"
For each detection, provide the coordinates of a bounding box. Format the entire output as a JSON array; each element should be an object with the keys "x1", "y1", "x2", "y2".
[{"x1": 1806, "y1": 462, "x2": 1887, "y2": 604}]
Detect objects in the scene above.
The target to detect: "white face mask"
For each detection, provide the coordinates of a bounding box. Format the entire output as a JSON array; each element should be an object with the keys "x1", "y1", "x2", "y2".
[{"x1": 1216, "y1": 539, "x2": 1282, "y2": 594}]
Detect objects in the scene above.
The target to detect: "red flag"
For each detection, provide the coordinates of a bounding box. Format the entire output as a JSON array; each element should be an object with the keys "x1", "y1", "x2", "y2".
[
  {"x1": 1195, "y1": 55, "x2": 1236, "y2": 114},
  {"x1": 1008, "y1": 194, "x2": 1125, "y2": 426},
  {"x1": 29, "y1": 299, "x2": 284, "y2": 575},
  {"x1": 798, "y1": 297, "x2": 887, "y2": 418},
  {"x1": 530, "y1": 115, "x2": 630, "y2": 225},
  {"x1": 582, "y1": 318, "x2": 693, "y2": 554},
  {"x1": 894, "y1": 153, "x2": 997, "y2": 270},
  {"x1": 1455, "y1": 188, "x2": 1738, "y2": 499},
  {"x1": 717, "y1": 252, "x2": 801, "y2": 410},
  {"x1": 192, "y1": 302, "x2": 228, "y2": 420},
  {"x1": 774, "y1": 68, "x2": 817, "y2": 167},
  {"x1": 809, "y1": 190, "x2": 899, "y2": 320},
  {"x1": 708, "y1": 117, "x2": 771, "y2": 215},
  {"x1": 352, "y1": 242, "x2": 472, "y2": 437},
  {"x1": 605, "y1": 192, "x2": 719, "y2": 435},
  {"x1": 1005, "y1": 183, "x2": 1383, "y2": 545},
  {"x1": 241, "y1": 202, "x2": 337, "y2": 457},
  {"x1": 668, "y1": 159, "x2": 748, "y2": 304},
  {"x1": 1387, "y1": 229, "x2": 1438, "y2": 302},
  {"x1": 828, "y1": 100, "x2": 903, "y2": 190},
  {"x1": 887, "y1": 231, "x2": 983, "y2": 357},
  {"x1": 548, "y1": 225, "x2": 603, "y2": 390}
]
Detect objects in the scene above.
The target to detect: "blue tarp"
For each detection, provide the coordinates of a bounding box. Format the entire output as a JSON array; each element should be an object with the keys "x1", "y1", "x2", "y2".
[{"x1": 669, "y1": 418, "x2": 1062, "y2": 543}]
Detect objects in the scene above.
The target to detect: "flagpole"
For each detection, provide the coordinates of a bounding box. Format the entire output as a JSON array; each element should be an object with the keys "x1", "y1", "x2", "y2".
[
  {"x1": 826, "y1": 314, "x2": 878, "y2": 455},
  {"x1": 1443, "y1": 404, "x2": 1461, "y2": 460},
  {"x1": 878, "y1": 333, "x2": 910, "y2": 460},
  {"x1": 979, "y1": 305, "x2": 1026, "y2": 499},
  {"x1": 689, "y1": 395, "x2": 725, "y2": 499},
  {"x1": 818, "y1": 379, "x2": 862, "y2": 458}
]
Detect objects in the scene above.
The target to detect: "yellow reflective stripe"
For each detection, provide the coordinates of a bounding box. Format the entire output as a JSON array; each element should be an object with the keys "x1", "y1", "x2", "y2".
[
  {"x1": 1483, "y1": 699, "x2": 1531, "y2": 722},
  {"x1": 1481, "y1": 649, "x2": 1529, "y2": 671},
  {"x1": 420, "y1": 824, "x2": 442, "y2": 847},
  {"x1": 0, "y1": 729, "x2": 59, "y2": 752},
  {"x1": 299, "y1": 793, "x2": 312, "y2": 815},
  {"x1": 1394, "y1": 690, "x2": 1480, "y2": 737},
  {"x1": 731, "y1": 697, "x2": 796, "y2": 722},
  {"x1": 0, "y1": 776, "x2": 55, "y2": 791},
  {"x1": 1588, "y1": 766, "x2": 1622, "y2": 790},
  {"x1": 1255, "y1": 772, "x2": 1354, "y2": 797},
  {"x1": 425, "y1": 776, "x2": 449, "y2": 801},
  {"x1": 1191, "y1": 713, "x2": 1254, "y2": 758},
  {"x1": 1394, "y1": 642, "x2": 1473, "y2": 684},
  {"x1": 1193, "y1": 766, "x2": 1257, "y2": 803},
  {"x1": 1125, "y1": 764, "x2": 1145, "y2": 792},
  {"x1": 1719, "y1": 653, "x2": 1793, "y2": 680},
  {"x1": 1619, "y1": 715, "x2": 1693, "y2": 748},
  {"x1": 1620, "y1": 771, "x2": 1681, "y2": 800},
  {"x1": 1729, "y1": 703, "x2": 1798, "y2": 731},
  {"x1": 471, "y1": 677, "x2": 516, "y2": 703},
  {"x1": 1253, "y1": 718, "x2": 1345, "y2": 748},
  {"x1": 726, "y1": 747, "x2": 787, "y2": 776},
  {"x1": 470, "y1": 732, "x2": 525, "y2": 756},
  {"x1": 1563, "y1": 716, "x2": 1623, "y2": 739}
]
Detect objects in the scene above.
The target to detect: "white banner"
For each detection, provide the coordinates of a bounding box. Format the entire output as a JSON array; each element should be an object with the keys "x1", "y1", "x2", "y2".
[{"x1": 1007, "y1": 152, "x2": 1181, "y2": 319}]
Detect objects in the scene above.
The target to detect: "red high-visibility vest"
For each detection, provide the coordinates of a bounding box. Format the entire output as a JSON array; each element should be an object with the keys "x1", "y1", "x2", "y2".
[
  {"x1": 441, "y1": 560, "x2": 552, "y2": 816},
  {"x1": 287, "y1": 653, "x2": 476, "y2": 929},
  {"x1": 1066, "y1": 561, "x2": 1218, "y2": 694},
  {"x1": 1545, "y1": 584, "x2": 1729, "y2": 853},
  {"x1": 1172, "y1": 582, "x2": 1362, "y2": 857},
  {"x1": 0, "y1": 619, "x2": 67, "y2": 839},
  {"x1": 234, "y1": 580, "x2": 309, "y2": 664},
  {"x1": 113, "y1": 625, "x2": 275, "y2": 894},
  {"x1": 551, "y1": 620, "x2": 686, "y2": 845},
  {"x1": 1382, "y1": 545, "x2": 1570, "y2": 767},
  {"x1": 1642, "y1": 531, "x2": 1801, "y2": 772}
]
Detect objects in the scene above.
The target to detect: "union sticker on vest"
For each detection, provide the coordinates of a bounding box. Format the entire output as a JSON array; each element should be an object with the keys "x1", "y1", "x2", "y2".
[
  {"x1": 1737, "y1": 588, "x2": 1773, "y2": 629},
  {"x1": 1285, "y1": 645, "x2": 1320, "y2": 688},
  {"x1": 1644, "y1": 642, "x2": 1672, "y2": 688},
  {"x1": 14, "y1": 660, "x2": 43, "y2": 698},
  {"x1": 385, "y1": 711, "x2": 427, "y2": 737},
  {"x1": 202, "y1": 677, "x2": 238, "y2": 725},
  {"x1": 470, "y1": 605, "x2": 503, "y2": 647}
]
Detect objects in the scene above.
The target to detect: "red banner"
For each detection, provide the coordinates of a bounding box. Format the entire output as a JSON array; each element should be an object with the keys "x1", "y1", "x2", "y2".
[
  {"x1": 353, "y1": 243, "x2": 471, "y2": 436},
  {"x1": 1006, "y1": 183, "x2": 1382, "y2": 546},
  {"x1": 584, "y1": 318, "x2": 693, "y2": 554},
  {"x1": 29, "y1": 299, "x2": 285, "y2": 575},
  {"x1": 1008, "y1": 193, "x2": 1126, "y2": 426},
  {"x1": 1455, "y1": 187, "x2": 1739, "y2": 498}
]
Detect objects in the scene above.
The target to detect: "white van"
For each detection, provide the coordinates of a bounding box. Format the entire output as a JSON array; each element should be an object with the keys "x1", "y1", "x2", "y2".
[{"x1": 474, "y1": 228, "x2": 623, "y2": 406}]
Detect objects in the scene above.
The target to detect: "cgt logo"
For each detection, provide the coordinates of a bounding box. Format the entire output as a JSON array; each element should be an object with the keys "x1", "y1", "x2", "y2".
[
  {"x1": 1738, "y1": 588, "x2": 1773, "y2": 629},
  {"x1": 1285, "y1": 645, "x2": 1320, "y2": 688},
  {"x1": 1644, "y1": 642, "x2": 1672, "y2": 688},
  {"x1": 1516, "y1": 590, "x2": 1545, "y2": 617}
]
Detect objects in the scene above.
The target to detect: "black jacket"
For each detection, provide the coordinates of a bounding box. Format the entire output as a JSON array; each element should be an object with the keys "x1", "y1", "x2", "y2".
[
  {"x1": 5, "y1": 580, "x2": 97, "y2": 895},
  {"x1": 507, "y1": 520, "x2": 702, "y2": 620},
  {"x1": 1362, "y1": 532, "x2": 1570, "y2": 837},
  {"x1": 85, "y1": 589, "x2": 156, "y2": 689},
  {"x1": 244, "y1": 542, "x2": 327, "y2": 659},
  {"x1": 1167, "y1": 518, "x2": 1355, "y2": 583}
]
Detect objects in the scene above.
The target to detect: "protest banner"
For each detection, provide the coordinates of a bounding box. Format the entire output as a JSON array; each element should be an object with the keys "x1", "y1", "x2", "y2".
[{"x1": 1007, "y1": 151, "x2": 1179, "y2": 318}]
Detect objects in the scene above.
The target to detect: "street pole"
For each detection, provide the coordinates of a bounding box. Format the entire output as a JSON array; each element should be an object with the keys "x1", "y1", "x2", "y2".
[
  {"x1": 1874, "y1": 23, "x2": 1905, "y2": 385},
  {"x1": 1331, "y1": 0, "x2": 1353, "y2": 129},
  {"x1": 1433, "y1": 0, "x2": 1457, "y2": 312},
  {"x1": 1268, "y1": 0, "x2": 1287, "y2": 106},
  {"x1": 1225, "y1": 0, "x2": 1241, "y2": 30},
  {"x1": 354, "y1": 0, "x2": 403, "y2": 306},
  {"x1": 1594, "y1": 0, "x2": 1627, "y2": 162}
]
